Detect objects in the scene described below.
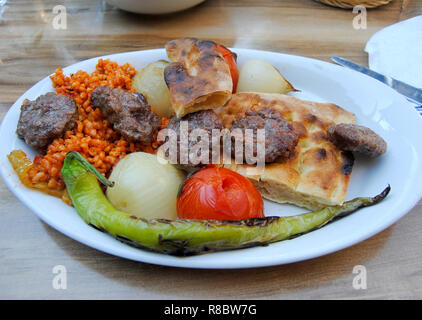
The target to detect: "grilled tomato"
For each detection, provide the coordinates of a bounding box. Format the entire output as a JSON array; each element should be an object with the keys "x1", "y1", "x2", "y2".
[
  {"x1": 217, "y1": 44, "x2": 239, "y2": 92},
  {"x1": 177, "y1": 165, "x2": 264, "y2": 220}
]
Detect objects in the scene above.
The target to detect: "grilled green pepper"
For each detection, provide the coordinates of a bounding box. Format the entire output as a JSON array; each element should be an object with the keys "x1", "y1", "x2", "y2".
[{"x1": 61, "y1": 151, "x2": 390, "y2": 256}]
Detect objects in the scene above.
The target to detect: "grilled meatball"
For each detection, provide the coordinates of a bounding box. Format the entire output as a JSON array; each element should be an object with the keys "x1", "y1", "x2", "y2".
[
  {"x1": 231, "y1": 108, "x2": 298, "y2": 163},
  {"x1": 90, "y1": 86, "x2": 161, "y2": 143},
  {"x1": 16, "y1": 92, "x2": 78, "y2": 151},
  {"x1": 163, "y1": 110, "x2": 224, "y2": 170},
  {"x1": 327, "y1": 123, "x2": 387, "y2": 158}
]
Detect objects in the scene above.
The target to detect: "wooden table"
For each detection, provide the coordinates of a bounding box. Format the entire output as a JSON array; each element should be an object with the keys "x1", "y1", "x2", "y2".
[{"x1": 1, "y1": 0, "x2": 421, "y2": 300}]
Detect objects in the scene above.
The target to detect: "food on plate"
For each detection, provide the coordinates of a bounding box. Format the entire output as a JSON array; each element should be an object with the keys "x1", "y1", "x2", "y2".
[
  {"x1": 90, "y1": 85, "x2": 161, "y2": 143},
  {"x1": 230, "y1": 108, "x2": 299, "y2": 163},
  {"x1": 164, "y1": 38, "x2": 233, "y2": 117},
  {"x1": 218, "y1": 92, "x2": 356, "y2": 210},
  {"x1": 7, "y1": 38, "x2": 391, "y2": 257},
  {"x1": 162, "y1": 109, "x2": 224, "y2": 170},
  {"x1": 61, "y1": 151, "x2": 390, "y2": 256},
  {"x1": 216, "y1": 44, "x2": 239, "y2": 92},
  {"x1": 236, "y1": 59, "x2": 296, "y2": 94},
  {"x1": 131, "y1": 60, "x2": 173, "y2": 118},
  {"x1": 16, "y1": 93, "x2": 78, "y2": 151},
  {"x1": 106, "y1": 152, "x2": 185, "y2": 220},
  {"x1": 177, "y1": 165, "x2": 264, "y2": 220},
  {"x1": 9, "y1": 59, "x2": 168, "y2": 198},
  {"x1": 7, "y1": 150, "x2": 71, "y2": 203},
  {"x1": 327, "y1": 123, "x2": 387, "y2": 158}
]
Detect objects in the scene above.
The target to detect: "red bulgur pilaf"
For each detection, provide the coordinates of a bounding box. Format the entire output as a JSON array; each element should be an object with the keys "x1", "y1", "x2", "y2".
[{"x1": 15, "y1": 59, "x2": 168, "y2": 197}]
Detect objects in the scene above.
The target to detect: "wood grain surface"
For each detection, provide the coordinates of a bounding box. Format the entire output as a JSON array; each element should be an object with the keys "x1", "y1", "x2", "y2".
[{"x1": 1, "y1": 0, "x2": 421, "y2": 299}]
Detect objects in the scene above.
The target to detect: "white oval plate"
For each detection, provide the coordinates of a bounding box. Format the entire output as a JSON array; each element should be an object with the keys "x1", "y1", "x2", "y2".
[{"x1": 1, "y1": 49, "x2": 422, "y2": 269}]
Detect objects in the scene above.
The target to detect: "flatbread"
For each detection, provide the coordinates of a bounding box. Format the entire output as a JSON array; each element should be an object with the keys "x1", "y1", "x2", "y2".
[
  {"x1": 216, "y1": 92, "x2": 356, "y2": 210},
  {"x1": 164, "y1": 38, "x2": 233, "y2": 118}
]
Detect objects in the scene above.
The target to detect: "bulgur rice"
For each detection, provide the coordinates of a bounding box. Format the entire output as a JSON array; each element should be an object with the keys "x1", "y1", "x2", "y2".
[{"x1": 10, "y1": 59, "x2": 168, "y2": 202}]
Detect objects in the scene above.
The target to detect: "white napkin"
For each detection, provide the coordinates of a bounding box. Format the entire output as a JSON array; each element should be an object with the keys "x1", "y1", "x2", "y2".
[{"x1": 365, "y1": 15, "x2": 422, "y2": 90}]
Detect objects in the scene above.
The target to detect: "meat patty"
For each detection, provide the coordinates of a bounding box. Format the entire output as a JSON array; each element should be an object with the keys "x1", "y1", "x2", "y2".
[
  {"x1": 230, "y1": 108, "x2": 298, "y2": 163},
  {"x1": 90, "y1": 86, "x2": 161, "y2": 143},
  {"x1": 16, "y1": 92, "x2": 78, "y2": 151},
  {"x1": 163, "y1": 110, "x2": 224, "y2": 170},
  {"x1": 327, "y1": 123, "x2": 387, "y2": 158}
]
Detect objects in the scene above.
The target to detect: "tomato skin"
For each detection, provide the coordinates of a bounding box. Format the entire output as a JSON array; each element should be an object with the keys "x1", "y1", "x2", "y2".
[
  {"x1": 217, "y1": 44, "x2": 239, "y2": 92},
  {"x1": 177, "y1": 166, "x2": 264, "y2": 220}
]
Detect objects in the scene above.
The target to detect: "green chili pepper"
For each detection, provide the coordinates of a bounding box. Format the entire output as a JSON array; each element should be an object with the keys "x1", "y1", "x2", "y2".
[{"x1": 61, "y1": 151, "x2": 390, "y2": 256}]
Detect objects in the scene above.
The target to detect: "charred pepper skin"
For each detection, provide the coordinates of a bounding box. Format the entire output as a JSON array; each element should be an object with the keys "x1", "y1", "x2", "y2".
[{"x1": 61, "y1": 151, "x2": 390, "y2": 256}]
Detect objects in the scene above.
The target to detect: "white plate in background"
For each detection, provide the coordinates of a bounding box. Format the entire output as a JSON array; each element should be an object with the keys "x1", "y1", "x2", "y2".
[{"x1": 105, "y1": 0, "x2": 205, "y2": 15}]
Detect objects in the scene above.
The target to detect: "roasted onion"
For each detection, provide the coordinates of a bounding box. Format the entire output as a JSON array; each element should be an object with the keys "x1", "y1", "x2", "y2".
[{"x1": 106, "y1": 152, "x2": 185, "y2": 220}]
